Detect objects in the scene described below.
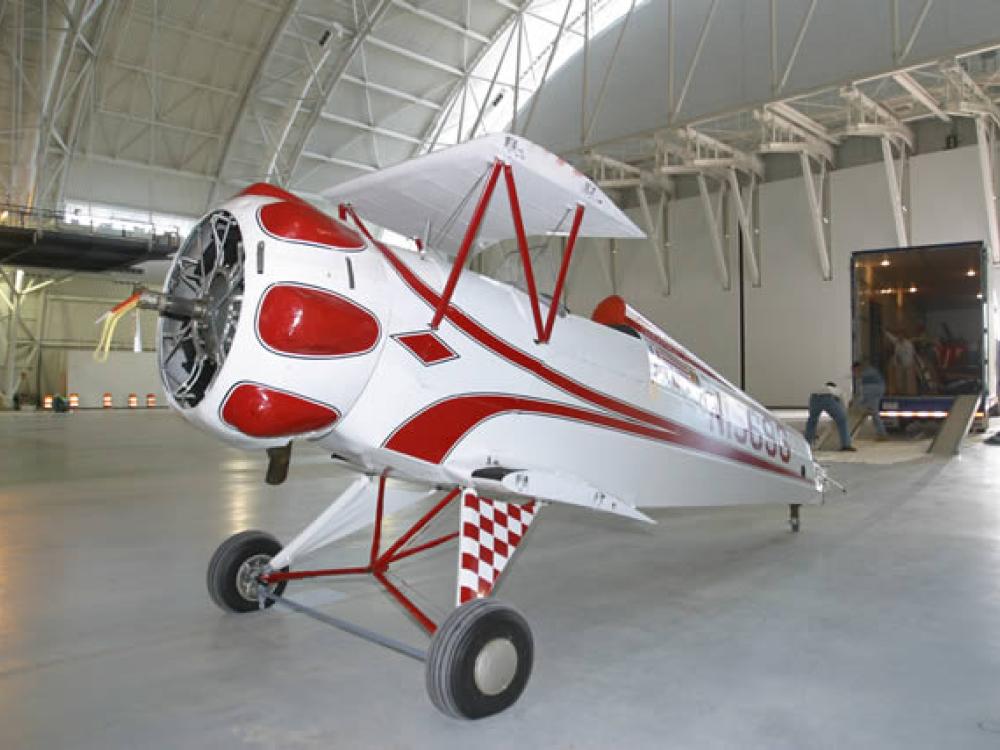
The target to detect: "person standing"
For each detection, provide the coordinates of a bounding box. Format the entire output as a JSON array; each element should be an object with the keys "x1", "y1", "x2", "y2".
[
  {"x1": 853, "y1": 361, "x2": 888, "y2": 441},
  {"x1": 886, "y1": 330, "x2": 918, "y2": 394},
  {"x1": 804, "y1": 381, "x2": 856, "y2": 451}
]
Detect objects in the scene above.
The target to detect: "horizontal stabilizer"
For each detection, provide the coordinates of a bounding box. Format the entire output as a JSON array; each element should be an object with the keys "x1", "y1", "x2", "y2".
[{"x1": 322, "y1": 133, "x2": 645, "y2": 256}]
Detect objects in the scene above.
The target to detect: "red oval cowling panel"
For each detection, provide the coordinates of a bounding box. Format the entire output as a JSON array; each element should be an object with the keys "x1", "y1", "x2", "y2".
[
  {"x1": 221, "y1": 383, "x2": 338, "y2": 438},
  {"x1": 258, "y1": 200, "x2": 364, "y2": 250},
  {"x1": 257, "y1": 284, "x2": 380, "y2": 357}
]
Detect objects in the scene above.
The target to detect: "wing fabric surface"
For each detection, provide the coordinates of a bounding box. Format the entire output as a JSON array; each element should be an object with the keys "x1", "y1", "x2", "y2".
[{"x1": 322, "y1": 133, "x2": 645, "y2": 256}]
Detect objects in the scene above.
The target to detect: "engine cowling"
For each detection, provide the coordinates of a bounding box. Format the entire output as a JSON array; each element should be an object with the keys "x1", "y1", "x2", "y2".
[{"x1": 155, "y1": 184, "x2": 388, "y2": 449}]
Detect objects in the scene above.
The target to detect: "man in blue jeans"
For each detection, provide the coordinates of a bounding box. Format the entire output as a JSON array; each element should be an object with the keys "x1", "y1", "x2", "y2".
[
  {"x1": 853, "y1": 361, "x2": 888, "y2": 440},
  {"x1": 804, "y1": 381, "x2": 856, "y2": 451}
]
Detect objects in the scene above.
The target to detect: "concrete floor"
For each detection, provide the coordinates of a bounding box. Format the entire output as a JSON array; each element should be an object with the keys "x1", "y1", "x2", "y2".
[{"x1": 2, "y1": 412, "x2": 1000, "y2": 749}]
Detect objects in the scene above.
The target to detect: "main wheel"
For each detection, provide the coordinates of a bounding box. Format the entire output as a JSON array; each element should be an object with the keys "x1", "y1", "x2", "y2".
[
  {"x1": 426, "y1": 598, "x2": 533, "y2": 720},
  {"x1": 207, "y1": 530, "x2": 287, "y2": 613}
]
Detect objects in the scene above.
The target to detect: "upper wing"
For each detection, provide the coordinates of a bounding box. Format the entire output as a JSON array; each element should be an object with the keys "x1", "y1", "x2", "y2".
[{"x1": 322, "y1": 133, "x2": 645, "y2": 256}]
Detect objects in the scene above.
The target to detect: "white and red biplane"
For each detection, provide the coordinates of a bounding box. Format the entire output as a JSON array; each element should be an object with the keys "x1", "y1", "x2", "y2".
[{"x1": 125, "y1": 134, "x2": 830, "y2": 719}]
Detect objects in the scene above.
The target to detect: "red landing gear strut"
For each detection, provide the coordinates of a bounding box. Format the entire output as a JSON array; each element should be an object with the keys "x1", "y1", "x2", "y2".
[
  {"x1": 209, "y1": 477, "x2": 537, "y2": 718},
  {"x1": 260, "y1": 477, "x2": 459, "y2": 636}
]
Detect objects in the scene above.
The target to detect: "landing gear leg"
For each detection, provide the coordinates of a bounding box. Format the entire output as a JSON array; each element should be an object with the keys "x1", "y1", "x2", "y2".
[{"x1": 789, "y1": 504, "x2": 801, "y2": 533}]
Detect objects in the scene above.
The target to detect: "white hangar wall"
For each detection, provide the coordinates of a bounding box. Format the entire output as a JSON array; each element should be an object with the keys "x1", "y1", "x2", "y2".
[
  {"x1": 565, "y1": 192, "x2": 743, "y2": 384},
  {"x1": 482, "y1": 144, "x2": 990, "y2": 408},
  {"x1": 748, "y1": 144, "x2": 987, "y2": 406},
  {"x1": 0, "y1": 274, "x2": 161, "y2": 403},
  {"x1": 745, "y1": 157, "x2": 896, "y2": 406}
]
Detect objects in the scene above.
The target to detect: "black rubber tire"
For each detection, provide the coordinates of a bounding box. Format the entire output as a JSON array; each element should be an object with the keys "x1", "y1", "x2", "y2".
[
  {"x1": 426, "y1": 599, "x2": 533, "y2": 720},
  {"x1": 206, "y1": 530, "x2": 287, "y2": 613}
]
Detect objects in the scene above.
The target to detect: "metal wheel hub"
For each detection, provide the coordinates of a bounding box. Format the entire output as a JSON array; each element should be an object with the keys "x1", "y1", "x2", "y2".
[
  {"x1": 235, "y1": 553, "x2": 273, "y2": 602},
  {"x1": 473, "y1": 637, "x2": 518, "y2": 696}
]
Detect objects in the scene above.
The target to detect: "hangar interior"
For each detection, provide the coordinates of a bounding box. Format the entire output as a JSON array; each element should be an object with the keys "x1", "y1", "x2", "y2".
[{"x1": 4, "y1": 1, "x2": 1000, "y2": 747}]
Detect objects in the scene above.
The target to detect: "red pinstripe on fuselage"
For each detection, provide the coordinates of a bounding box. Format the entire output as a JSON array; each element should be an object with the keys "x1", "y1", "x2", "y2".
[{"x1": 364, "y1": 236, "x2": 809, "y2": 486}]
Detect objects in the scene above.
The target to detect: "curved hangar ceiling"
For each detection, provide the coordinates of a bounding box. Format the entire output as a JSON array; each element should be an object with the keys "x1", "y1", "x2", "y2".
[{"x1": 3, "y1": 1, "x2": 1000, "y2": 219}]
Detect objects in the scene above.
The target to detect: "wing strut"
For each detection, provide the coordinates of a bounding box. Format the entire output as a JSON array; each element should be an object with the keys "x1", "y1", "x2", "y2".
[
  {"x1": 431, "y1": 161, "x2": 504, "y2": 331},
  {"x1": 339, "y1": 159, "x2": 586, "y2": 344}
]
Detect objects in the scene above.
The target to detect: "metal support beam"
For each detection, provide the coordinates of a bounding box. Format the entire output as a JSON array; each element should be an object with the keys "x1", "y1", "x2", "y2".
[
  {"x1": 583, "y1": 0, "x2": 636, "y2": 146},
  {"x1": 520, "y1": 0, "x2": 572, "y2": 137},
  {"x1": 608, "y1": 238, "x2": 619, "y2": 294},
  {"x1": 841, "y1": 86, "x2": 914, "y2": 149},
  {"x1": 777, "y1": 0, "x2": 818, "y2": 94},
  {"x1": 364, "y1": 36, "x2": 465, "y2": 77},
  {"x1": 424, "y1": 2, "x2": 531, "y2": 151},
  {"x1": 581, "y1": 0, "x2": 591, "y2": 146},
  {"x1": 667, "y1": 0, "x2": 675, "y2": 124},
  {"x1": 391, "y1": 0, "x2": 491, "y2": 45},
  {"x1": 636, "y1": 185, "x2": 669, "y2": 295},
  {"x1": 0, "y1": 294, "x2": 37, "y2": 345},
  {"x1": 881, "y1": 136, "x2": 910, "y2": 247},
  {"x1": 301, "y1": 150, "x2": 378, "y2": 172},
  {"x1": 469, "y1": 17, "x2": 518, "y2": 139},
  {"x1": 892, "y1": 71, "x2": 950, "y2": 122},
  {"x1": 755, "y1": 108, "x2": 834, "y2": 163},
  {"x1": 210, "y1": 0, "x2": 300, "y2": 204},
  {"x1": 10, "y1": 0, "x2": 121, "y2": 208},
  {"x1": 767, "y1": 102, "x2": 840, "y2": 145},
  {"x1": 1, "y1": 273, "x2": 20, "y2": 404},
  {"x1": 697, "y1": 174, "x2": 730, "y2": 290},
  {"x1": 269, "y1": 0, "x2": 393, "y2": 185},
  {"x1": 588, "y1": 151, "x2": 672, "y2": 193},
  {"x1": 595, "y1": 238, "x2": 616, "y2": 292},
  {"x1": 678, "y1": 126, "x2": 765, "y2": 177},
  {"x1": 489, "y1": 0, "x2": 584, "y2": 39},
  {"x1": 897, "y1": 0, "x2": 934, "y2": 64},
  {"x1": 799, "y1": 152, "x2": 831, "y2": 280},
  {"x1": 319, "y1": 112, "x2": 422, "y2": 144},
  {"x1": 727, "y1": 169, "x2": 760, "y2": 286},
  {"x1": 657, "y1": 190, "x2": 669, "y2": 294},
  {"x1": 941, "y1": 60, "x2": 1000, "y2": 126},
  {"x1": 511, "y1": 15, "x2": 522, "y2": 134},
  {"x1": 976, "y1": 117, "x2": 1000, "y2": 264},
  {"x1": 672, "y1": 0, "x2": 719, "y2": 121},
  {"x1": 341, "y1": 74, "x2": 441, "y2": 110}
]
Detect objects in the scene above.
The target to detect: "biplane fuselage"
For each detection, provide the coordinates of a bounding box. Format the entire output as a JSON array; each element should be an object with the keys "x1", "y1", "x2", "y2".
[
  {"x1": 171, "y1": 183, "x2": 820, "y2": 515},
  {"x1": 145, "y1": 135, "x2": 826, "y2": 720}
]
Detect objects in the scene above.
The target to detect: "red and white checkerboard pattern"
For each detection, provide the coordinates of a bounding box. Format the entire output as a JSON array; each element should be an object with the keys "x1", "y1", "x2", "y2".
[{"x1": 457, "y1": 492, "x2": 538, "y2": 605}]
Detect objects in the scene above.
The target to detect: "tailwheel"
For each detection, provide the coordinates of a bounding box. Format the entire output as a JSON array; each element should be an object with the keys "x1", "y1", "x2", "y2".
[
  {"x1": 789, "y1": 504, "x2": 801, "y2": 533},
  {"x1": 207, "y1": 530, "x2": 287, "y2": 613},
  {"x1": 426, "y1": 598, "x2": 533, "y2": 720}
]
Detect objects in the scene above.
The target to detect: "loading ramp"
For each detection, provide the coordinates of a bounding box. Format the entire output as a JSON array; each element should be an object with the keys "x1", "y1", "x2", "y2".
[
  {"x1": 816, "y1": 394, "x2": 980, "y2": 455},
  {"x1": 927, "y1": 394, "x2": 980, "y2": 457}
]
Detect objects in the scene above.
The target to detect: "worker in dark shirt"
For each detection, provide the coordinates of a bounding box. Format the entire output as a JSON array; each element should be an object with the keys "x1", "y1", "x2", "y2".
[{"x1": 853, "y1": 361, "x2": 888, "y2": 441}]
